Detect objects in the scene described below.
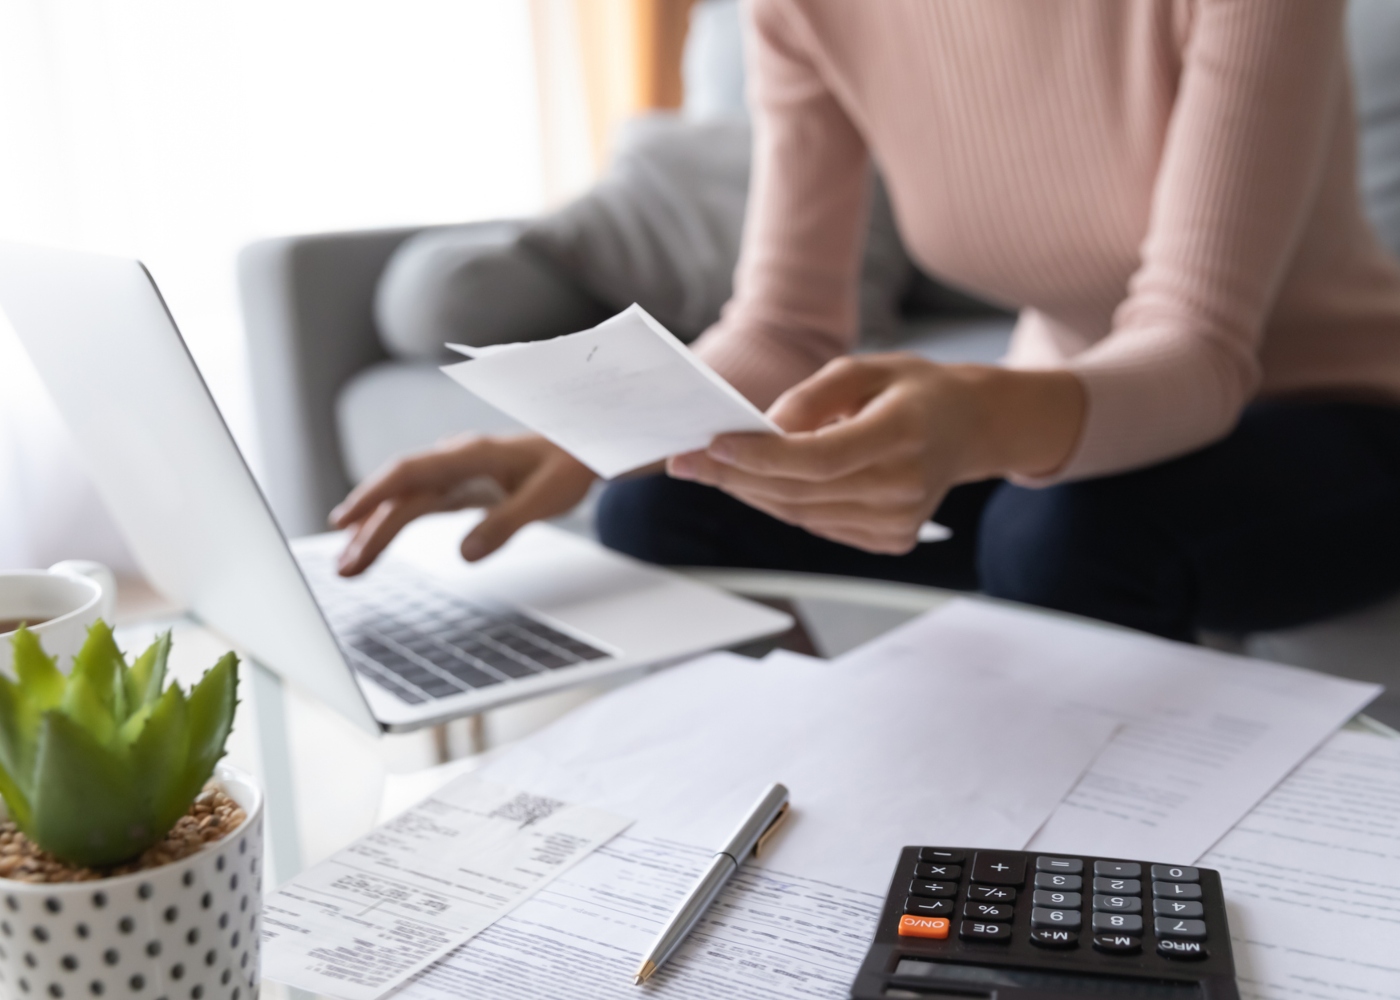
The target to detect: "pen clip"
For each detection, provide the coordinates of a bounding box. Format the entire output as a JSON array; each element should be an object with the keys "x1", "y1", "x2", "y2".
[{"x1": 754, "y1": 802, "x2": 790, "y2": 858}]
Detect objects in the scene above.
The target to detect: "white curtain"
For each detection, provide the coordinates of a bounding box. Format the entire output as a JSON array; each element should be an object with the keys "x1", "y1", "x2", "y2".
[{"x1": 0, "y1": 0, "x2": 549, "y2": 572}]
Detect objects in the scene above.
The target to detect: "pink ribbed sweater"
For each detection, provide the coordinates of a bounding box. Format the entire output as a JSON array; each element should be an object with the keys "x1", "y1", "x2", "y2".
[{"x1": 692, "y1": 0, "x2": 1400, "y2": 482}]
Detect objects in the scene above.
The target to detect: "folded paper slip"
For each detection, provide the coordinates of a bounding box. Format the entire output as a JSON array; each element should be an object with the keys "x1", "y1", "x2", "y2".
[{"x1": 441, "y1": 304, "x2": 777, "y2": 479}]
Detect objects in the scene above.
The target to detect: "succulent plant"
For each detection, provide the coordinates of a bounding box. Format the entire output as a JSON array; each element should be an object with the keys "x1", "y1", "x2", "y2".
[{"x1": 0, "y1": 621, "x2": 238, "y2": 868}]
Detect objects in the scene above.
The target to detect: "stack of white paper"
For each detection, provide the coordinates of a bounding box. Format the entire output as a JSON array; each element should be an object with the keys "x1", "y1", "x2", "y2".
[
  {"x1": 479, "y1": 649, "x2": 1120, "y2": 893},
  {"x1": 375, "y1": 601, "x2": 1385, "y2": 1000},
  {"x1": 834, "y1": 599, "x2": 1381, "y2": 863},
  {"x1": 398, "y1": 727, "x2": 1400, "y2": 1000},
  {"x1": 385, "y1": 645, "x2": 1117, "y2": 999}
]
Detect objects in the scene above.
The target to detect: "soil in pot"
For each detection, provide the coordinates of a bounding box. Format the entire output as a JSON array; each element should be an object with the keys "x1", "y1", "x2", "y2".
[{"x1": 0, "y1": 785, "x2": 247, "y2": 883}]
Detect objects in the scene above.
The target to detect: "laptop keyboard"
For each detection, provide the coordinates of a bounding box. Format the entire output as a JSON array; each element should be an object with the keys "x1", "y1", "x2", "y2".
[{"x1": 298, "y1": 553, "x2": 613, "y2": 705}]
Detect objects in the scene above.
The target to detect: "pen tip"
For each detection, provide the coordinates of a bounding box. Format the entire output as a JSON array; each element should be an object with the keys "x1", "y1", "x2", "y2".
[{"x1": 633, "y1": 961, "x2": 656, "y2": 985}]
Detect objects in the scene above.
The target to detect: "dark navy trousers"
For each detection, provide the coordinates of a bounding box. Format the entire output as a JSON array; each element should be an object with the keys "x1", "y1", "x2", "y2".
[{"x1": 595, "y1": 401, "x2": 1400, "y2": 641}]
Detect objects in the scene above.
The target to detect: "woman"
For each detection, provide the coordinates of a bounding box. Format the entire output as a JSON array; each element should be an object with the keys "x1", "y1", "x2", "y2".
[{"x1": 333, "y1": 0, "x2": 1400, "y2": 641}]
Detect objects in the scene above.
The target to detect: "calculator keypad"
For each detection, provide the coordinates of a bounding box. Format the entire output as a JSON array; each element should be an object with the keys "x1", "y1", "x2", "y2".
[{"x1": 892, "y1": 848, "x2": 1220, "y2": 965}]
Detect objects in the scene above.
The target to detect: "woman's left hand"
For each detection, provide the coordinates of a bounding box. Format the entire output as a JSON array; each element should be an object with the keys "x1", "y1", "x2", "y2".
[{"x1": 666, "y1": 354, "x2": 1084, "y2": 555}]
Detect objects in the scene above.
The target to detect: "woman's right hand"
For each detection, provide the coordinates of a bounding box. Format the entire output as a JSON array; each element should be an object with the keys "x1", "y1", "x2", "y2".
[{"x1": 329, "y1": 433, "x2": 595, "y2": 576}]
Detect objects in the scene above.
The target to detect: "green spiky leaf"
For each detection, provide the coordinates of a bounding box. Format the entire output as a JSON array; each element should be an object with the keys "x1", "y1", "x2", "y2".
[
  {"x1": 1, "y1": 629, "x2": 65, "y2": 785},
  {"x1": 0, "y1": 622, "x2": 239, "y2": 868},
  {"x1": 129, "y1": 685, "x2": 191, "y2": 834},
  {"x1": 0, "y1": 675, "x2": 27, "y2": 803},
  {"x1": 0, "y1": 758, "x2": 30, "y2": 830},
  {"x1": 13, "y1": 628, "x2": 64, "y2": 710},
  {"x1": 60, "y1": 672, "x2": 118, "y2": 747},
  {"x1": 183, "y1": 654, "x2": 238, "y2": 794},
  {"x1": 124, "y1": 631, "x2": 171, "y2": 710},
  {"x1": 29, "y1": 711, "x2": 144, "y2": 867},
  {"x1": 69, "y1": 622, "x2": 127, "y2": 724}
]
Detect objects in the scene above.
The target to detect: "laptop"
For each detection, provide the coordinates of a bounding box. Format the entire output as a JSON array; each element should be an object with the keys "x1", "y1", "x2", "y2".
[{"x1": 0, "y1": 242, "x2": 791, "y2": 733}]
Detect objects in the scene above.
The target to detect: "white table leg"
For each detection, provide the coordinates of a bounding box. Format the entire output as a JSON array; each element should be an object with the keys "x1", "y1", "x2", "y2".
[{"x1": 250, "y1": 658, "x2": 304, "y2": 884}]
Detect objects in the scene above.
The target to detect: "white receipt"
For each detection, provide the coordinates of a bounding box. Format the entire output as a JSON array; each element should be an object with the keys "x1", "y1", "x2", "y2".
[
  {"x1": 480, "y1": 650, "x2": 1117, "y2": 894},
  {"x1": 441, "y1": 304, "x2": 776, "y2": 479},
  {"x1": 836, "y1": 600, "x2": 1380, "y2": 864},
  {"x1": 1205, "y1": 728, "x2": 1400, "y2": 1000},
  {"x1": 396, "y1": 831, "x2": 882, "y2": 1000},
  {"x1": 259, "y1": 775, "x2": 630, "y2": 1000}
]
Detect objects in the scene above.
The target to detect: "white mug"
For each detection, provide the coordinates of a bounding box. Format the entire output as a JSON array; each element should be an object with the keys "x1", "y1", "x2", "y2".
[{"x1": 0, "y1": 561, "x2": 116, "y2": 675}]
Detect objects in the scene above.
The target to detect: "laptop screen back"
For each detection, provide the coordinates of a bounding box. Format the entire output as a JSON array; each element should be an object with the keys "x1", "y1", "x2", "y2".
[{"x1": 0, "y1": 242, "x2": 378, "y2": 732}]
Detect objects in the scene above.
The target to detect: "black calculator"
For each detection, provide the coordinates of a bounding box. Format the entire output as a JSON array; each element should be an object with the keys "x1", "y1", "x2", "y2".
[{"x1": 849, "y1": 847, "x2": 1237, "y2": 1000}]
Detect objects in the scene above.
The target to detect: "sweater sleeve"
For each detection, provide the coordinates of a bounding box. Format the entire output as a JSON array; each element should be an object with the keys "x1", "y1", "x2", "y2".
[
  {"x1": 1029, "y1": 0, "x2": 1349, "y2": 484},
  {"x1": 690, "y1": 0, "x2": 869, "y2": 410}
]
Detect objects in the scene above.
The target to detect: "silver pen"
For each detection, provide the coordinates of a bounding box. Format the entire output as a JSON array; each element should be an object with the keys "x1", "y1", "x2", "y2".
[{"x1": 632, "y1": 783, "x2": 790, "y2": 986}]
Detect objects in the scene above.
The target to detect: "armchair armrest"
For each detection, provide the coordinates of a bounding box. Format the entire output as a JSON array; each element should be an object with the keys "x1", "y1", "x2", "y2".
[{"x1": 238, "y1": 227, "x2": 424, "y2": 537}]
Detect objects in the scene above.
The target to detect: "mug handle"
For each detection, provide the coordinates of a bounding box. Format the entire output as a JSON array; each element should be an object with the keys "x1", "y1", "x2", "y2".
[{"x1": 47, "y1": 560, "x2": 117, "y2": 625}]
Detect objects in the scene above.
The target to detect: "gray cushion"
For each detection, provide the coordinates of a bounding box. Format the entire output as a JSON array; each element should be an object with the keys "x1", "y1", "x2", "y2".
[
  {"x1": 374, "y1": 221, "x2": 610, "y2": 361},
  {"x1": 379, "y1": 115, "x2": 916, "y2": 355},
  {"x1": 522, "y1": 116, "x2": 754, "y2": 341},
  {"x1": 523, "y1": 115, "x2": 915, "y2": 344}
]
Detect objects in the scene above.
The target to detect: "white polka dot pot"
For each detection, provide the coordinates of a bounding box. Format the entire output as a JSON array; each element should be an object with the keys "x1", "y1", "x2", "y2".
[{"x1": 0, "y1": 766, "x2": 263, "y2": 1000}]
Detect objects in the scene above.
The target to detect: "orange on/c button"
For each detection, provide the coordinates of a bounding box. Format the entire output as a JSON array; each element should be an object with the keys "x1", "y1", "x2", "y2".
[{"x1": 898, "y1": 915, "x2": 950, "y2": 939}]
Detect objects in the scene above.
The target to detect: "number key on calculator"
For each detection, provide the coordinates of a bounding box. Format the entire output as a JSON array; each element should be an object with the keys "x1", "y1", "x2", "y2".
[{"x1": 849, "y1": 848, "x2": 1238, "y2": 1000}]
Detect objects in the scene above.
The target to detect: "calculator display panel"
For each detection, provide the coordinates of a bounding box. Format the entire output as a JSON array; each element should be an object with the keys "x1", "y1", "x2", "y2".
[{"x1": 894, "y1": 960, "x2": 1204, "y2": 999}]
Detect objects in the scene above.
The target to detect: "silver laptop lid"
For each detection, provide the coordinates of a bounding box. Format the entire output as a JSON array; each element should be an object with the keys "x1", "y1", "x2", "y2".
[{"x1": 0, "y1": 242, "x2": 379, "y2": 732}]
